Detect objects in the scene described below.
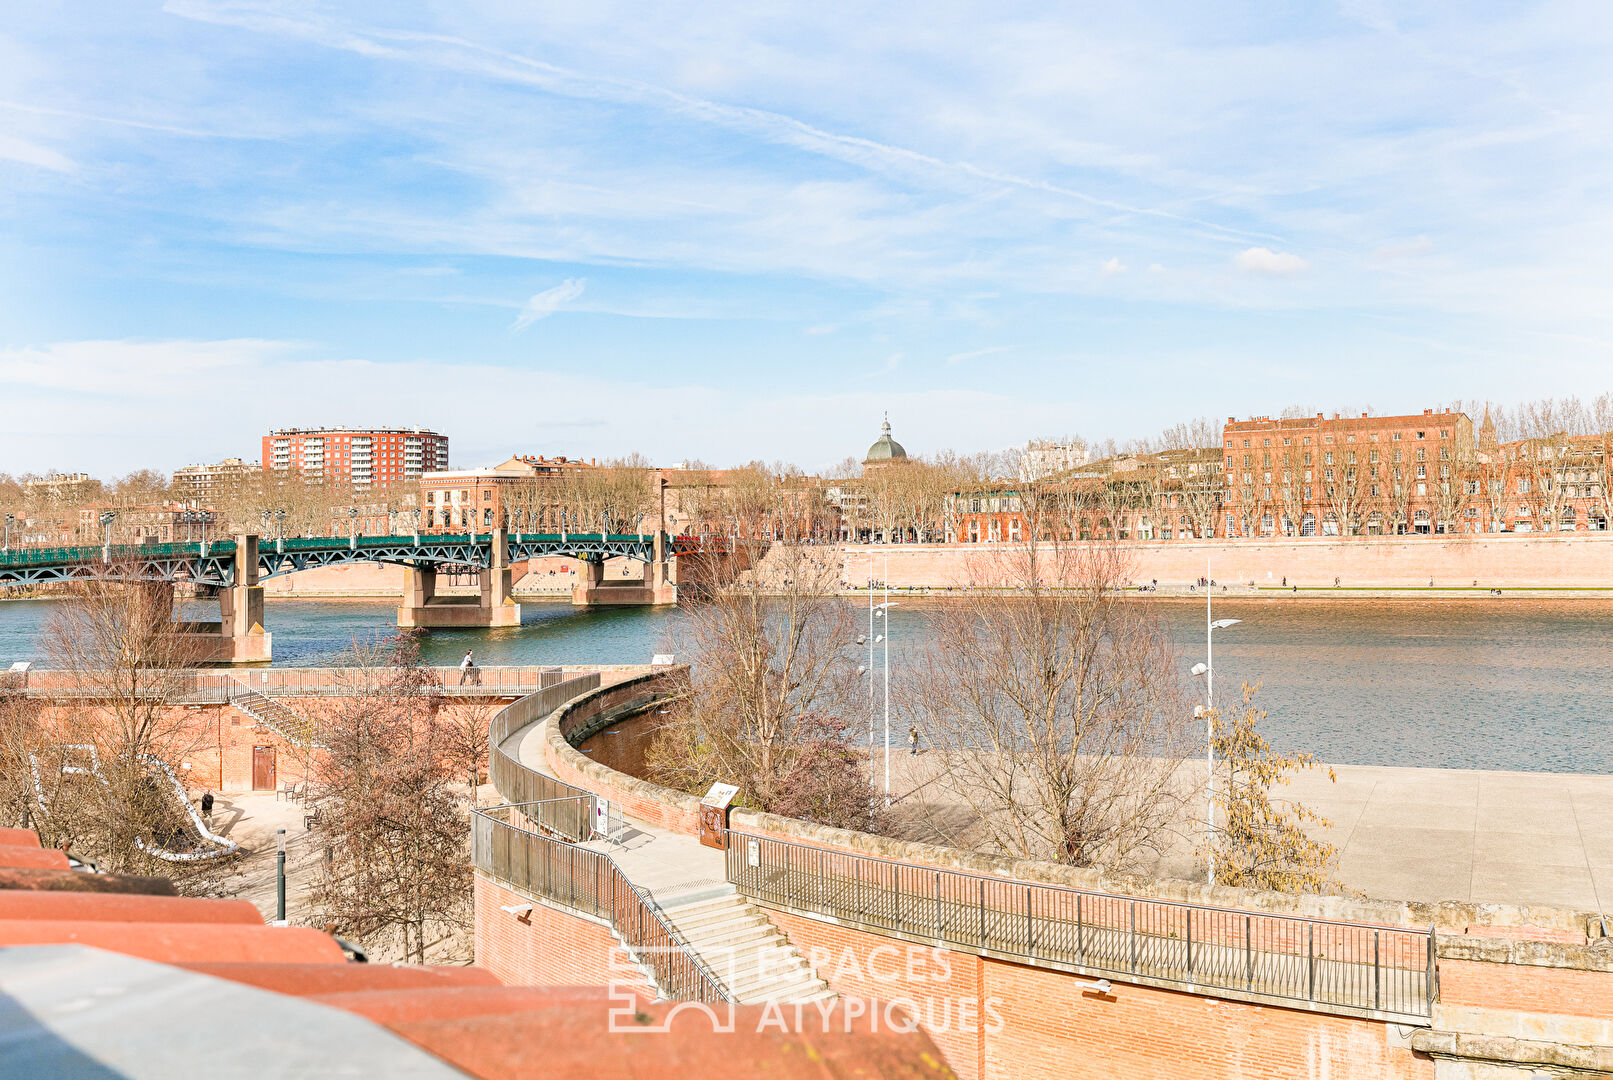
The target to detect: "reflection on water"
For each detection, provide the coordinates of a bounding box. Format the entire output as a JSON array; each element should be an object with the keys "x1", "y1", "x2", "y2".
[{"x1": 2, "y1": 594, "x2": 1609, "y2": 774}]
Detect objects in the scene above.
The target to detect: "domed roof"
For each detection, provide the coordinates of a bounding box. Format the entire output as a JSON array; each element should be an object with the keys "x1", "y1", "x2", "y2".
[{"x1": 864, "y1": 414, "x2": 907, "y2": 463}]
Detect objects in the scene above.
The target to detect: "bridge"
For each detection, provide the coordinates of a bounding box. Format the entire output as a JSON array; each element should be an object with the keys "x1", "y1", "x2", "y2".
[{"x1": 0, "y1": 529, "x2": 697, "y2": 663}]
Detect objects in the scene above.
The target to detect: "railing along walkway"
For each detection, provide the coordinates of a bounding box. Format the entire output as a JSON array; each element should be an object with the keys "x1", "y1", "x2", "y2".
[
  {"x1": 727, "y1": 832, "x2": 1434, "y2": 1023},
  {"x1": 474, "y1": 673, "x2": 731, "y2": 1004}
]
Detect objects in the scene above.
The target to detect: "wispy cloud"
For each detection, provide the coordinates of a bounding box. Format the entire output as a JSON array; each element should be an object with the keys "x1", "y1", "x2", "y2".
[
  {"x1": 1100, "y1": 257, "x2": 1126, "y2": 278},
  {"x1": 1234, "y1": 247, "x2": 1308, "y2": 276},
  {"x1": 0, "y1": 133, "x2": 76, "y2": 174},
  {"x1": 512, "y1": 278, "x2": 586, "y2": 330}
]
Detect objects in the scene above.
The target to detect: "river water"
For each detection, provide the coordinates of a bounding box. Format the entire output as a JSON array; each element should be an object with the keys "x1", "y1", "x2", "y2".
[{"x1": 2, "y1": 595, "x2": 1609, "y2": 774}]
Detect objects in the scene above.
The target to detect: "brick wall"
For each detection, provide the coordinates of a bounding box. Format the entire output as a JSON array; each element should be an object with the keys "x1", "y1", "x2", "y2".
[
  {"x1": 473, "y1": 874, "x2": 651, "y2": 999},
  {"x1": 836, "y1": 535, "x2": 1613, "y2": 590},
  {"x1": 1438, "y1": 957, "x2": 1613, "y2": 1019},
  {"x1": 767, "y1": 909, "x2": 1432, "y2": 1080}
]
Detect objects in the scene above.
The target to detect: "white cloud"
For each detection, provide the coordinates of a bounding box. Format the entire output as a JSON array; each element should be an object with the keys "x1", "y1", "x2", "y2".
[
  {"x1": 0, "y1": 338, "x2": 1083, "y2": 477},
  {"x1": 512, "y1": 278, "x2": 586, "y2": 330},
  {"x1": 1376, "y1": 235, "x2": 1433, "y2": 259},
  {"x1": 0, "y1": 133, "x2": 76, "y2": 174},
  {"x1": 1100, "y1": 257, "x2": 1126, "y2": 277},
  {"x1": 1234, "y1": 247, "x2": 1308, "y2": 276}
]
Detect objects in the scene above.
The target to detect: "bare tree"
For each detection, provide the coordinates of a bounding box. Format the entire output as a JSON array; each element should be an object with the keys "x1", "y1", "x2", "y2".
[
  {"x1": 646, "y1": 540, "x2": 876, "y2": 831},
  {"x1": 34, "y1": 575, "x2": 228, "y2": 888},
  {"x1": 1201, "y1": 688, "x2": 1337, "y2": 893},
  {"x1": 309, "y1": 637, "x2": 470, "y2": 962},
  {"x1": 905, "y1": 509, "x2": 1196, "y2": 872}
]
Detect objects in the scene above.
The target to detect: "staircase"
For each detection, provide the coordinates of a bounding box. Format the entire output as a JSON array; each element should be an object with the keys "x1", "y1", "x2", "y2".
[
  {"x1": 660, "y1": 890, "x2": 834, "y2": 1004},
  {"x1": 227, "y1": 680, "x2": 318, "y2": 748}
]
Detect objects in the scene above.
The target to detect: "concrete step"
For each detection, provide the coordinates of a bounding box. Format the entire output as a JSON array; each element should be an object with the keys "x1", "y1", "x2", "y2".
[
  {"x1": 659, "y1": 895, "x2": 748, "y2": 923},
  {"x1": 667, "y1": 905, "x2": 769, "y2": 934},
  {"x1": 730, "y1": 969, "x2": 831, "y2": 1003},
  {"x1": 675, "y1": 917, "x2": 778, "y2": 948}
]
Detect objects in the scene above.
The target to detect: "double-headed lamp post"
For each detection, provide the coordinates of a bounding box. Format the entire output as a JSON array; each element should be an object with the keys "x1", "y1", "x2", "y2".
[
  {"x1": 854, "y1": 594, "x2": 899, "y2": 806},
  {"x1": 1192, "y1": 593, "x2": 1242, "y2": 887}
]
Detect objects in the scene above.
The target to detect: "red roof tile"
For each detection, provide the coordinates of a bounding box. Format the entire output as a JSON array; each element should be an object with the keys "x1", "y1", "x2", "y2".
[
  {"x1": 0, "y1": 921, "x2": 348, "y2": 964},
  {"x1": 0, "y1": 867, "x2": 177, "y2": 895},
  {"x1": 0, "y1": 828, "x2": 43, "y2": 848},
  {"x1": 391, "y1": 1000, "x2": 959, "y2": 1080},
  {"x1": 0, "y1": 847, "x2": 71, "y2": 871},
  {"x1": 178, "y1": 961, "x2": 501, "y2": 996},
  {"x1": 309, "y1": 985, "x2": 607, "y2": 1026},
  {"x1": 0, "y1": 891, "x2": 263, "y2": 926}
]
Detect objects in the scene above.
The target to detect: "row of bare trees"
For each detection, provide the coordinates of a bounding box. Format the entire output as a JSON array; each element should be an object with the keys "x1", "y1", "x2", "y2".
[{"x1": 647, "y1": 492, "x2": 1338, "y2": 892}]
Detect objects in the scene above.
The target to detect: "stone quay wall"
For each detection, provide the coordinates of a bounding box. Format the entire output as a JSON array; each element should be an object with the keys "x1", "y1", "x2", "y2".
[{"x1": 835, "y1": 534, "x2": 1613, "y2": 591}]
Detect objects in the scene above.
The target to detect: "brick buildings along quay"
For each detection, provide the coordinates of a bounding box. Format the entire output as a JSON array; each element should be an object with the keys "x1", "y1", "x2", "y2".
[{"x1": 949, "y1": 407, "x2": 1613, "y2": 545}]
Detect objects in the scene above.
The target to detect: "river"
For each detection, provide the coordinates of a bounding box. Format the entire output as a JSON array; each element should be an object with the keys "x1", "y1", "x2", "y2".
[{"x1": 2, "y1": 595, "x2": 1609, "y2": 774}]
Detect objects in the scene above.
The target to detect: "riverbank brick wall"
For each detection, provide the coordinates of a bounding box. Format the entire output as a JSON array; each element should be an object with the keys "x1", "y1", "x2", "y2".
[{"x1": 838, "y1": 534, "x2": 1613, "y2": 590}]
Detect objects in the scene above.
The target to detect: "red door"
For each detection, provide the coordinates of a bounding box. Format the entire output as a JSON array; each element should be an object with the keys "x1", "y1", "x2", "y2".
[{"x1": 252, "y1": 746, "x2": 276, "y2": 791}]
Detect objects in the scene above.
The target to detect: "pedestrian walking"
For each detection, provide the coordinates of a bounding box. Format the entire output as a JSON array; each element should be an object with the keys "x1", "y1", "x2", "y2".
[
  {"x1": 459, "y1": 650, "x2": 475, "y2": 685},
  {"x1": 200, "y1": 790, "x2": 214, "y2": 828},
  {"x1": 909, "y1": 726, "x2": 920, "y2": 756}
]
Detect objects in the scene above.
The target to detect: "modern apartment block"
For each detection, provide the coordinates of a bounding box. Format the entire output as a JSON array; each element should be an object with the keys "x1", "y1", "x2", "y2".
[{"x1": 261, "y1": 427, "x2": 448, "y2": 487}]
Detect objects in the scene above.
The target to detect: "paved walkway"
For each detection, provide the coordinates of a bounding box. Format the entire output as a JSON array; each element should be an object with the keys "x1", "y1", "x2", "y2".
[
  {"x1": 885, "y1": 755, "x2": 1613, "y2": 912},
  {"x1": 511, "y1": 722, "x2": 728, "y2": 909},
  {"x1": 518, "y1": 719, "x2": 1613, "y2": 914}
]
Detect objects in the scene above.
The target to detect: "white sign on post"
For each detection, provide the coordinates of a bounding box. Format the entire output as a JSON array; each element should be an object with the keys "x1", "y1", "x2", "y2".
[
  {"x1": 701, "y1": 782, "x2": 740, "y2": 808},
  {"x1": 747, "y1": 839, "x2": 760, "y2": 868}
]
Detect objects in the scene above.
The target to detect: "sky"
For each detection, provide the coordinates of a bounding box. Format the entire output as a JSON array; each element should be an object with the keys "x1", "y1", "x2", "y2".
[{"x1": 2, "y1": 2, "x2": 1612, "y2": 476}]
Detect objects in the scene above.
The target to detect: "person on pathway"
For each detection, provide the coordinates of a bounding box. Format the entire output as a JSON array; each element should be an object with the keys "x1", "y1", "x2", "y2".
[
  {"x1": 459, "y1": 650, "x2": 475, "y2": 685},
  {"x1": 199, "y1": 791, "x2": 214, "y2": 827},
  {"x1": 909, "y1": 726, "x2": 920, "y2": 755}
]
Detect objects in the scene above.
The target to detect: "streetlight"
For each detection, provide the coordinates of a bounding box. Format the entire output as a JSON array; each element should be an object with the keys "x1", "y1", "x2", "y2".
[
  {"x1": 1191, "y1": 557, "x2": 1241, "y2": 888},
  {"x1": 347, "y1": 506, "x2": 359, "y2": 550},
  {"x1": 99, "y1": 511, "x2": 117, "y2": 561},
  {"x1": 3, "y1": 513, "x2": 13, "y2": 553},
  {"x1": 274, "y1": 509, "x2": 286, "y2": 554},
  {"x1": 275, "y1": 827, "x2": 287, "y2": 923}
]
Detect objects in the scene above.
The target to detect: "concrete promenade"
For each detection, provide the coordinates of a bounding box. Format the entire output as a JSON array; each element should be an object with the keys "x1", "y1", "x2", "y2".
[{"x1": 884, "y1": 755, "x2": 1613, "y2": 913}]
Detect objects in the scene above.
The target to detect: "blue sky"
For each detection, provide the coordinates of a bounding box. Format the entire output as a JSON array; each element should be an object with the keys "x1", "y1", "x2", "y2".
[{"x1": 2, "y1": 2, "x2": 1611, "y2": 475}]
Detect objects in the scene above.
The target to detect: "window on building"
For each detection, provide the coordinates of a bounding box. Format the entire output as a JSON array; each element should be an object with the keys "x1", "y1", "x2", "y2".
[
  {"x1": 1282, "y1": 437, "x2": 1292, "y2": 446},
  {"x1": 1416, "y1": 448, "x2": 1426, "y2": 462},
  {"x1": 1416, "y1": 431, "x2": 1426, "y2": 439},
  {"x1": 1416, "y1": 464, "x2": 1427, "y2": 478},
  {"x1": 1393, "y1": 432, "x2": 1403, "y2": 441},
  {"x1": 1303, "y1": 437, "x2": 1312, "y2": 446},
  {"x1": 1262, "y1": 438, "x2": 1270, "y2": 446},
  {"x1": 1324, "y1": 452, "x2": 1334, "y2": 465},
  {"x1": 1346, "y1": 434, "x2": 1356, "y2": 443}
]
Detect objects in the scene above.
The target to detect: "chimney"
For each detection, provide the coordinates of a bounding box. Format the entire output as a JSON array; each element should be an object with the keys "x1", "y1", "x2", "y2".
[
  {"x1": 1424, "y1": 408, "x2": 1432, "y2": 416},
  {"x1": 1361, "y1": 413, "x2": 1367, "y2": 418},
  {"x1": 1316, "y1": 413, "x2": 1324, "y2": 419}
]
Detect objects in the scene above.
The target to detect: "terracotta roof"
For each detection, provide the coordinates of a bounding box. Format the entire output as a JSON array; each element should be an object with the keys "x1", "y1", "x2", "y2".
[{"x1": 0, "y1": 828, "x2": 956, "y2": 1078}]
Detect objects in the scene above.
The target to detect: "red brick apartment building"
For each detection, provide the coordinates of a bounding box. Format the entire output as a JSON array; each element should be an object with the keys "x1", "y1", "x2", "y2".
[
  {"x1": 262, "y1": 427, "x2": 448, "y2": 488},
  {"x1": 1223, "y1": 408, "x2": 1474, "y2": 537},
  {"x1": 419, "y1": 455, "x2": 597, "y2": 532},
  {"x1": 947, "y1": 405, "x2": 1613, "y2": 544}
]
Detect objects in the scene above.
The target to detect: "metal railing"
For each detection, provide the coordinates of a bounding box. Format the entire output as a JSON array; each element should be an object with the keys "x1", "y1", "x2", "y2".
[
  {"x1": 486, "y1": 672, "x2": 601, "y2": 839},
  {"x1": 474, "y1": 801, "x2": 731, "y2": 1004},
  {"x1": 16, "y1": 666, "x2": 589, "y2": 703},
  {"x1": 727, "y1": 832, "x2": 1435, "y2": 1023}
]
